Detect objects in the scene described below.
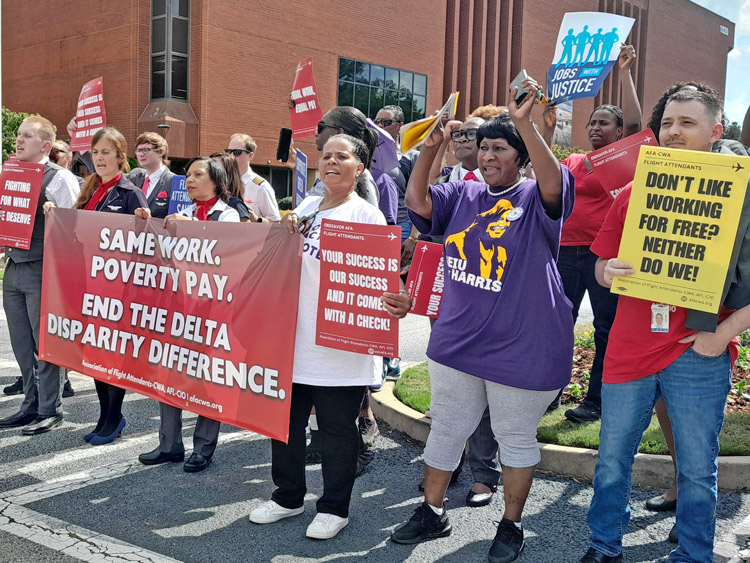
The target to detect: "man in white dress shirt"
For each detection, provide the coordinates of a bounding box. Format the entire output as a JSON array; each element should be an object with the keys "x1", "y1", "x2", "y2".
[
  {"x1": 127, "y1": 132, "x2": 173, "y2": 219},
  {"x1": 227, "y1": 133, "x2": 281, "y2": 221},
  {"x1": 0, "y1": 116, "x2": 80, "y2": 434}
]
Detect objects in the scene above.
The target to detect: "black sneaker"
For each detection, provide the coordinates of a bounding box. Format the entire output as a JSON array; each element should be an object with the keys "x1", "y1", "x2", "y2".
[
  {"x1": 391, "y1": 502, "x2": 452, "y2": 544},
  {"x1": 62, "y1": 379, "x2": 75, "y2": 398},
  {"x1": 488, "y1": 519, "x2": 524, "y2": 563},
  {"x1": 3, "y1": 377, "x2": 23, "y2": 396},
  {"x1": 578, "y1": 547, "x2": 623, "y2": 562},
  {"x1": 565, "y1": 401, "x2": 601, "y2": 423}
]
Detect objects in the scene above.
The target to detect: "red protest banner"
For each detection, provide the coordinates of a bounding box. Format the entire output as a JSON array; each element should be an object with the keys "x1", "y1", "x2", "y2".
[
  {"x1": 39, "y1": 209, "x2": 303, "y2": 442},
  {"x1": 0, "y1": 160, "x2": 44, "y2": 249},
  {"x1": 290, "y1": 57, "x2": 324, "y2": 139},
  {"x1": 587, "y1": 129, "x2": 658, "y2": 199},
  {"x1": 70, "y1": 77, "x2": 106, "y2": 151},
  {"x1": 316, "y1": 219, "x2": 401, "y2": 356},
  {"x1": 404, "y1": 241, "x2": 444, "y2": 318}
]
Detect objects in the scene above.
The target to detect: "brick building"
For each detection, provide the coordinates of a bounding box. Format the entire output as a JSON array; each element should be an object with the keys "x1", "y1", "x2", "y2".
[{"x1": 1, "y1": 0, "x2": 735, "y2": 197}]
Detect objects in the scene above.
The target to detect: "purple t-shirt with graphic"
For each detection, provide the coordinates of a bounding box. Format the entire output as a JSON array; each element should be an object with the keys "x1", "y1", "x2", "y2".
[{"x1": 409, "y1": 169, "x2": 575, "y2": 391}]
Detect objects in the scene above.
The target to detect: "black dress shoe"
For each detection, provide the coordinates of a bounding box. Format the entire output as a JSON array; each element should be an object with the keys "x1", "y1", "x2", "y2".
[
  {"x1": 579, "y1": 547, "x2": 623, "y2": 562},
  {"x1": 62, "y1": 379, "x2": 75, "y2": 398},
  {"x1": 184, "y1": 453, "x2": 212, "y2": 472},
  {"x1": 466, "y1": 483, "x2": 498, "y2": 507},
  {"x1": 3, "y1": 377, "x2": 23, "y2": 396},
  {"x1": 645, "y1": 493, "x2": 677, "y2": 512},
  {"x1": 138, "y1": 447, "x2": 185, "y2": 465},
  {"x1": 668, "y1": 523, "x2": 678, "y2": 544},
  {"x1": 22, "y1": 414, "x2": 63, "y2": 435},
  {"x1": 0, "y1": 411, "x2": 38, "y2": 428}
]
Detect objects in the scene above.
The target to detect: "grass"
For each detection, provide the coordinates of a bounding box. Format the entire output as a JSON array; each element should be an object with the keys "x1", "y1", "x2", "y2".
[
  {"x1": 393, "y1": 362, "x2": 431, "y2": 413},
  {"x1": 395, "y1": 361, "x2": 750, "y2": 456}
]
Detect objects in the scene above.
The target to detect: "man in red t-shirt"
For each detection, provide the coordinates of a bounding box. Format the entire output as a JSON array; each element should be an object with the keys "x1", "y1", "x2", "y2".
[{"x1": 579, "y1": 90, "x2": 750, "y2": 563}]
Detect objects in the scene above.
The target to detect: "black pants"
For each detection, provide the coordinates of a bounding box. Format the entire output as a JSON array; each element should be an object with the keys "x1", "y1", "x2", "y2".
[
  {"x1": 557, "y1": 245, "x2": 619, "y2": 408},
  {"x1": 271, "y1": 383, "x2": 366, "y2": 518}
]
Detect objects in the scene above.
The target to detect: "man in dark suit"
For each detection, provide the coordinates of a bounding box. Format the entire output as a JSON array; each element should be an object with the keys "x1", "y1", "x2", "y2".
[{"x1": 127, "y1": 132, "x2": 173, "y2": 218}]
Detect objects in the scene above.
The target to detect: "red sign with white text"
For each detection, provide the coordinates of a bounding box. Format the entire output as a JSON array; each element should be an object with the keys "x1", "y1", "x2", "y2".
[
  {"x1": 404, "y1": 241, "x2": 444, "y2": 318},
  {"x1": 290, "y1": 57, "x2": 324, "y2": 139},
  {"x1": 70, "y1": 77, "x2": 106, "y2": 151},
  {"x1": 316, "y1": 219, "x2": 401, "y2": 356},
  {"x1": 0, "y1": 160, "x2": 44, "y2": 249},
  {"x1": 39, "y1": 210, "x2": 303, "y2": 442},
  {"x1": 587, "y1": 128, "x2": 658, "y2": 199}
]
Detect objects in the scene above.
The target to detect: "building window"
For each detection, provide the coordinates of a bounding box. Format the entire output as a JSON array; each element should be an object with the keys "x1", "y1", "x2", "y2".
[
  {"x1": 337, "y1": 58, "x2": 427, "y2": 122},
  {"x1": 151, "y1": 0, "x2": 190, "y2": 101}
]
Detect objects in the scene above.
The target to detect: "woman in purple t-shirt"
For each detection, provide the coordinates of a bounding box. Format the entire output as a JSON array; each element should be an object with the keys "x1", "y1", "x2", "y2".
[{"x1": 391, "y1": 76, "x2": 575, "y2": 562}]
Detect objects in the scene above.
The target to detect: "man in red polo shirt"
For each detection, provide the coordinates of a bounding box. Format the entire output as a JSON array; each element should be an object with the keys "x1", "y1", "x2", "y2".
[{"x1": 579, "y1": 89, "x2": 750, "y2": 563}]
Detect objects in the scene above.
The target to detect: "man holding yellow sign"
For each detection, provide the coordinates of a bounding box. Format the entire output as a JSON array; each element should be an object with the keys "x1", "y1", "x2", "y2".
[{"x1": 579, "y1": 89, "x2": 750, "y2": 563}]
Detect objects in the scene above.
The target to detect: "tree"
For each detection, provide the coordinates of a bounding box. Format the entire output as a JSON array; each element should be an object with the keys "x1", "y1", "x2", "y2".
[
  {"x1": 723, "y1": 121, "x2": 742, "y2": 141},
  {"x1": 2, "y1": 106, "x2": 35, "y2": 162}
]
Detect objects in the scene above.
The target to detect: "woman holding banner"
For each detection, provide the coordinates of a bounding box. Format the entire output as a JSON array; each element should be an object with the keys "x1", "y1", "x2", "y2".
[
  {"x1": 248, "y1": 134, "x2": 410, "y2": 540},
  {"x1": 209, "y1": 152, "x2": 254, "y2": 222},
  {"x1": 390, "y1": 76, "x2": 574, "y2": 563},
  {"x1": 135, "y1": 156, "x2": 238, "y2": 472},
  {"x1": 540, "y1": 45, "x2": 641, "y2": 423},
  {"x1": 46, "y1": 127, "x2": 148, "y2": 445}
]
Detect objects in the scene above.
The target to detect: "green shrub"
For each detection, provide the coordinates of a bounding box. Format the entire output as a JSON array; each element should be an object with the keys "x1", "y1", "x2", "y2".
[
  {"x1": 2, "y1": 107, "x2": 36, "y2": 162},
  {"x1": 278, "y1": 196, "x2": 293, "y2": 210},
  {"x1": 551, "y1": 144, "x2": 586, "y2": 161}
]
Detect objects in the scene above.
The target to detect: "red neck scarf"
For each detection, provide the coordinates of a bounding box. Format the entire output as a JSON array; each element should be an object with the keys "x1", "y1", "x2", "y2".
[
  {"x1": 195, "y1": 197, "x2": 219, "y2": 221},
  {"x1": 85, "y1": 173, "x2": 122, "y2": 211}
]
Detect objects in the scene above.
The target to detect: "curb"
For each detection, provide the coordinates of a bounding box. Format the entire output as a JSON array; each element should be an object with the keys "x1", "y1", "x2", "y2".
[{"x1": 370, "y1": 381, "x2": 750, "y2": 492}]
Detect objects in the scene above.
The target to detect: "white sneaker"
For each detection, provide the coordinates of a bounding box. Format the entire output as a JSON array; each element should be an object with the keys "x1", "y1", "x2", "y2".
[
  {"x1": 249, "y1": 500, "x2": 304, "y2": 524},
  {"x1": 305, "y1": 512, "x2": 349, "y2": 539}
]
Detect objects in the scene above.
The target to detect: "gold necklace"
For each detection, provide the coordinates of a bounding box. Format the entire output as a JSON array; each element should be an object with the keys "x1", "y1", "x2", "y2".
[{"x1": 319, "y1": 191, "x2": 354, "y2": 211}]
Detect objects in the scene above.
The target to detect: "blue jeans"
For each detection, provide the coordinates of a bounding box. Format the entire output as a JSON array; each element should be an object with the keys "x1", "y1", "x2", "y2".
[
  {"x1": 587, "y1": 347, "x2": 731, "y2": 562},
  {"x1": 558, "y1": 245, "x2": 618, "y2": 408},
  {"x1": 399, "y1": 219, "x2": 412, "y2": 243}
]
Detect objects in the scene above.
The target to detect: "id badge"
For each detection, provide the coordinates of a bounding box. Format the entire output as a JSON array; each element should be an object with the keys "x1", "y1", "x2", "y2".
[{"x1": 651, "y1": 303, "x2": 669, "y2": 333}]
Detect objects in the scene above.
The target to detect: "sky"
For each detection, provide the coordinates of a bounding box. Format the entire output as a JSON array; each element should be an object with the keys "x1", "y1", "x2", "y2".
[{"x1": 690, "y1": 0, "x2": 750, "y2": 125}]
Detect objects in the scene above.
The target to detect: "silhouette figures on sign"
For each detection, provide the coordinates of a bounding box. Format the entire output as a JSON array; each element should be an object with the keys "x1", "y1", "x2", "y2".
[{"x1": 556, "y1": 26, "x2": 619, "y2": 67}]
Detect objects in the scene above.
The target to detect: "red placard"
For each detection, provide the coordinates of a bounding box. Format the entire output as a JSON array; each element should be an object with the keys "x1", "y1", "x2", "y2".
[
  {"x1": 289, "y1": 57, "x2": 324, "y2": 139},
  {"x1": 70, "y1": 77, "x2": 106, "y2": 151},
  {"x1": 316, "y1": 219, "x2": 401, "y2": 356},
  {"x1": 404, "y1": 241, "x2": 444, "y2": 318},
  {"x1": 0, "y1": 160, "x2": 44, "y2": 249},
  {"x1": 587, "y1": 128, "x2": 658, "y2": 199},
  {"x1": 39, "y1": 209, "x2": 303, "y2": 442}
]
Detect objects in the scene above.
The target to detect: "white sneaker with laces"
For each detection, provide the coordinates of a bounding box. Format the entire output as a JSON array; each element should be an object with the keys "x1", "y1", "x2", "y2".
[
  {"x1": 249, "y1": 500, "x2": 304, "y2": 524},
  {"x1": 305, "y1": 512, "x2": 349, "y2": 539}
]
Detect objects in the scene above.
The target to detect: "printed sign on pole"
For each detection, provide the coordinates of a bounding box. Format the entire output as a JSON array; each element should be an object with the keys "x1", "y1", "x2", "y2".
[
  {"x1": 0, "y1": 160, "x2": 44, "y2": 249},
  {"x1": 294, "y1": 150, "x2": 308, "y2": 208},
  {"x1": 167, "y1": 175, "x2": 190, "y2": 215},
  {"x1": 613, "y1": 146, "x2": 750, "y2": 313},
  {"x1": 70, "y1": 77, "x2": 106, "y2": 151},
  {"x1": 290, "y1": 57, "x2": 324, "y2": 139},
  {"x1": 546, "y1": 13, "x2": 635, "y2": 103},
  {"x1": 316, "y1": 219, "x2": 401, "y2": 357},
  {"x1": 404, "y1": 241, "x2": 444, "y2": 318},
  {"x1": 587, "y1": 129, "x2": 658, "y2": 199}
]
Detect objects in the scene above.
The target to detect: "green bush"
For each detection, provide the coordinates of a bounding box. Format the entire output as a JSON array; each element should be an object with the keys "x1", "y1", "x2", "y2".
[
  {"x1": 2, "y1": 106, "x2": 36, "y2": 162},
  {"x1": 551, "y1": 144, "x2": 586, "y2": 161},
  {"x1": 278, "y1": 196, "x2": 293, "y2": 210}
]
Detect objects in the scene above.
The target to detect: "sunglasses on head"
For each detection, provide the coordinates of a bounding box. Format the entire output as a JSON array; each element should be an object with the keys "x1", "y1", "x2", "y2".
[
  {"x1": 225, "y1": 148, "x2": 252, "y2": 156},
  {"x1": 317, "y1": 122, "x2": 341, "y2": 135},
  {"x1": 374, "y1": 118, "x2": 402, "y2": 127},
  {"x1": 451, "y1": 128, "x2": 479, "y2": 142}
]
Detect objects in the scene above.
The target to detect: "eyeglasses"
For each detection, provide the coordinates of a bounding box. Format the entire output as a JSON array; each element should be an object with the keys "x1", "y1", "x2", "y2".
[
  {"x1": 298, "y1": 209, "x2": 319, "y2": 236},
  {"x1": 450, "y1": 128, "x2": 479, "y2": 142},
  {"x1": 374, "y1": 118, "x2": 402, "y2": 127},
  {"x1": 134, "y1": 147, "x2": 155, "y2": 155},
  {"x1": 317, "y1": 122, "x2": 341, "y2": 134},
  {"x1": 225, "y1": 149, "x2": 252, "y2": 156}
]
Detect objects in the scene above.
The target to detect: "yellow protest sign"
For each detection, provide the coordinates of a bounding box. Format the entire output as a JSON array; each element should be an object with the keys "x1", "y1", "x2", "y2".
[
  {"x1": 400, "y1": 92, "x2": 459, "y2": 153},
  {"x1": 612, "y1": 146, "x2": 750, "y2": 313}
]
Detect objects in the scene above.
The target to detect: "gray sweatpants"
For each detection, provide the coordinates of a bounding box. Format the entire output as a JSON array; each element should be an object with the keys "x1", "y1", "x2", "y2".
[{"x1": 424, "y1": 359, "x2": 558, "y2": 471}]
